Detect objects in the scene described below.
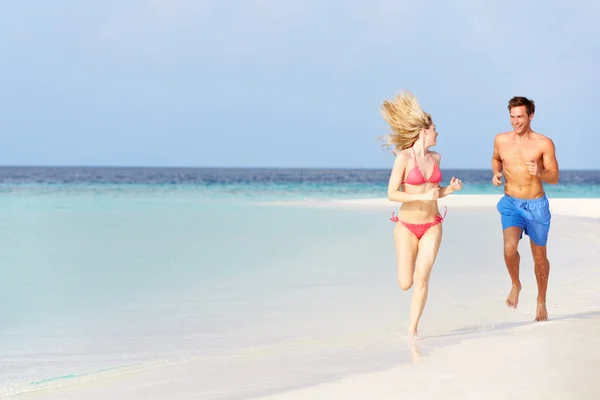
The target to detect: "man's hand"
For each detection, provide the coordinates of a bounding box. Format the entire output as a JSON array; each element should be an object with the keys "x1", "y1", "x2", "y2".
[
  {"x1": 492, "y1": 172, "x2": 503, "y2": 186},
  {"x1": 525, "y1": 161, "x2": 539, "y2": 176}
]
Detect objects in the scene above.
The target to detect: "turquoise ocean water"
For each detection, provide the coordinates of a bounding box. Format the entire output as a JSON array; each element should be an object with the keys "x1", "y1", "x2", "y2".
[{"x1": 1, "y1": 167, "x2": 599, "y2": 397}]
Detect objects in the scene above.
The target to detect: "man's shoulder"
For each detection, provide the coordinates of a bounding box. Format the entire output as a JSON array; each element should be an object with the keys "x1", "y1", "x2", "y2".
[
  {"x1": 494, "y1": 131, "x2": 512, "y2": 143},
  {"x1": 532, "y1": 131, "x2": 552, "y2": 141},
  {"x1": 532, "y1": 132, "x2": 555, "y2": 148}
]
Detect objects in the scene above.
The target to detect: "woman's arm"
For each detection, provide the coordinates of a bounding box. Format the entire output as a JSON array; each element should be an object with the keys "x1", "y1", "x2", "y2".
[
  {"x1": 435, "y1": 153, "x2": 462, "y2": 198},
  {"x1": 439, "y1": 181, "x2": 460, "y2": 198}
]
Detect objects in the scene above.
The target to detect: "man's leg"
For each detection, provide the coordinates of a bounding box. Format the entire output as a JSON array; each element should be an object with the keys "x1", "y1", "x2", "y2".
[
  {"x1": 530, "y1": 240, "x2": 550, "y2": 321},
  {"x1": 503, "y1": 227, "x2": 523, "y2": 308},
  {"x1": 497, "y1": 196, "x2": 526, "y2": 308}
]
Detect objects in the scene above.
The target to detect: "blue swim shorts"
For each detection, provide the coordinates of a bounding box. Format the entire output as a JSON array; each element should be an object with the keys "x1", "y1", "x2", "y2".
[{"x1": 496, "y1": 194, "x2": 551, "y2": 246}]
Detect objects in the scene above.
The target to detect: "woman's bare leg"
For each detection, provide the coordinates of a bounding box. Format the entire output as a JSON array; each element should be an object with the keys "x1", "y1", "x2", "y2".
[
  {"x1": 393, "y1": 222, "x2": 419, "y2": 290},
  {"x1": 408, "y1": 223, "x2": 443, "y2": 337}
]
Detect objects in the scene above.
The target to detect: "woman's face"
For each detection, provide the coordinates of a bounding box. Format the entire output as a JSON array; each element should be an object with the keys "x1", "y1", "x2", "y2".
[{"x1": 423, "y1": 123, "x2": 438, "y2": 147}]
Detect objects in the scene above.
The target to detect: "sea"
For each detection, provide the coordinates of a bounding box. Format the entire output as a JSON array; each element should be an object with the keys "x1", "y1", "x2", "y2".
[
  {"x1": 2, "y1": 166, "x2": 599, "y2": 200},
  {"x1": 1, "y1": 167, "x2": 599, "y2": 398}
]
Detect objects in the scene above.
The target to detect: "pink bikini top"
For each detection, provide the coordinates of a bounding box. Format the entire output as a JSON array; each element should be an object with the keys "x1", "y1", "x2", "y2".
[{"x1": 401, "y1": 147, "x2": 443, "y2": 185}]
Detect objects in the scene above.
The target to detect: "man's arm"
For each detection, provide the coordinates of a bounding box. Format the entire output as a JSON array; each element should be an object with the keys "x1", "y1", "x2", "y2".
[
  {"x1": 491, "y1": 134, "x2": 504, "y2": 186},
  {"x1": 539, "y1": 138, "x2": 559, "y2": 184},
  {"x1": 492, "y1": 134, "x2": 503, "y2": 175}
]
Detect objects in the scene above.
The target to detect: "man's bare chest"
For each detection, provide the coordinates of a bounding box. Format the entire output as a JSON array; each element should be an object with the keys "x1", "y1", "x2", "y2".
[{"x1": 500, "y1": 142, "x2": 543, "y2": 164}]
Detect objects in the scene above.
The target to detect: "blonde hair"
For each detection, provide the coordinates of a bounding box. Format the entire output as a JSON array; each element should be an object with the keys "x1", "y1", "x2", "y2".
[{"x1": 379, "y1": 90, "x2": 432, "y2": 152}]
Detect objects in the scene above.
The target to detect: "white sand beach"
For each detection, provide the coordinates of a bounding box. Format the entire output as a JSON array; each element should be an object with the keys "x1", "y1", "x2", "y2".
[
  {"x1": 253, "y1": 195, "x2": 600, "y2": 400},
  {"x1": 11, "y1": 195, "x2": 600, "y2": 400},
  {"x1": 269, "y1": 194, "x2": 600, "y2": 219},
  {"x1": 253, "y1": 315, "x2": 600, "y2": 400}
]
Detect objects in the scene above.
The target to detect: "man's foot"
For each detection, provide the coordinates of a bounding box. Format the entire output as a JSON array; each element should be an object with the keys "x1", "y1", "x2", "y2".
[
  {"x1": 506, "y1": 284, "x2": 522, "y2": 309},
  {"x1": 535, "y1": 302, "x2": 548, "y2": 321}
]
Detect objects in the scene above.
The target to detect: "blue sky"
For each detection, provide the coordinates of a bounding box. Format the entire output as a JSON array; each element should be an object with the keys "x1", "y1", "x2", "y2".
[{"x1": 1, "y1": 0, "x2": 598, "y2": 169}]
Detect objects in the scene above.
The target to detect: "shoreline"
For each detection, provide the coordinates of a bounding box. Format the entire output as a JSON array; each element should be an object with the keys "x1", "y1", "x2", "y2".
[{"x1": 264, "y1": 194, "x2": 600, "y2": 219}]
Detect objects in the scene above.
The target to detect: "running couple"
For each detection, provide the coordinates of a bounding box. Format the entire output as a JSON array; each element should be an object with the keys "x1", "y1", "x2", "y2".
[{"x1": 381, "y1": 91, "x2": 560, "y2": 338}]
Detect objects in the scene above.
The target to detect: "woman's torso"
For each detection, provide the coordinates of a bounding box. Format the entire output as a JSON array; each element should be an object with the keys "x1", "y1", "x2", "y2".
[{"x1": 397, "y1": 149, "x2": 443, "y2": 223}]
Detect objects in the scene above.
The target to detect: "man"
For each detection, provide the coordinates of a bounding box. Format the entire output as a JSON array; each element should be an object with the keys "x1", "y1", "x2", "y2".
[{"x1": 491, "y1": 96, "x2": 559, "y2": 321}]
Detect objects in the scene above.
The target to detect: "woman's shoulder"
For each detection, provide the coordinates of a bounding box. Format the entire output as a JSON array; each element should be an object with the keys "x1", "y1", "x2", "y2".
[
  {"x1": 393, "y1": 148, "x2": 412, "y2": 161},
  {"x1": 428, "y1": 151, "x2": 442, "y2": 163},
  {"x1": 391, "y1": 148, "x2": 412, "y2": 168},
  {"x1": 393, "y1": 147, "x2": 412, "y2": 156}
]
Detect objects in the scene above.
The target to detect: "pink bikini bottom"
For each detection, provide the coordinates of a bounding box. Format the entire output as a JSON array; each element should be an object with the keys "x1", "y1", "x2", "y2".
[{"x1": 390, "y1": 207, "x2": 448, "y2": 239}]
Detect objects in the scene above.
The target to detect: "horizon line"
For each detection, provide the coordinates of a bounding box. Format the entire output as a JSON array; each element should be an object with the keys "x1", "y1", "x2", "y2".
[{"x1": 0, "y1": 165, "x2": 598, "y2": 171}]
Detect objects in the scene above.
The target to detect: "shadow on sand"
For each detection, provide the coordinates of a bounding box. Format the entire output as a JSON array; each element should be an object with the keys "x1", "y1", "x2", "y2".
[
  {"x1": 425, "y1": 309, "x2": 600, "y2": 341},
  {"x1": 406, "y1": 310, "x2": 600, "y2": 363}
]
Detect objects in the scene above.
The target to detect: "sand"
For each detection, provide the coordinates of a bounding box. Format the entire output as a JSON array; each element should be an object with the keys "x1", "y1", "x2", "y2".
[
  {"x1": 252, "y1": 194, "x2": 600, "y2": 400},
  {"x1": 269, "y1": 194, "x2": 600, "y2": 219},
  {"x1": 253, "y1": 314, "x2": 600, "y2": 400}
]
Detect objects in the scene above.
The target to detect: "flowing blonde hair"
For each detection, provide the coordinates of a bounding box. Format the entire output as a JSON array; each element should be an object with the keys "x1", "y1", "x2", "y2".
[{"x1": 379, "y1": 90, "x2": 432, "y2": 153}]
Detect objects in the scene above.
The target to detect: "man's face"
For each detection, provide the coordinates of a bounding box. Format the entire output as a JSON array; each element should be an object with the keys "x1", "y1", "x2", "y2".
[{"x1": 509, "y1": 105, "x2": 532, "y2": 134}]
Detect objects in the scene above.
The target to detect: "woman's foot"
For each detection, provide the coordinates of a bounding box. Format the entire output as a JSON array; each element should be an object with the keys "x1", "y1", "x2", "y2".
[
  {"x1": 408, "y1": 335, "x2": 422, "y2": 363},
  {"x1": 408, "y1": 328, "x2": 421, "y2": 340}
]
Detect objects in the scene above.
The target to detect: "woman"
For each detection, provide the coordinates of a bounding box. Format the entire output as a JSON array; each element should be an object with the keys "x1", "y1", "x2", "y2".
[{"x1": 380, "y1": 90, "x2": 463, "y2": 338}]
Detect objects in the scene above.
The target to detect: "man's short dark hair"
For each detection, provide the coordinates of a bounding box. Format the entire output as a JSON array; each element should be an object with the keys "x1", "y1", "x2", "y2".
[{"x1": 508, "y1": 96, "x2": 535, "y2": 116}]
